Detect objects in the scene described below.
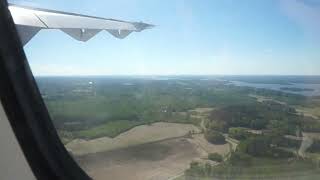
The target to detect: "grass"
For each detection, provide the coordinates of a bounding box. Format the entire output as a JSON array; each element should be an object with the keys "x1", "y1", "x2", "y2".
[
  {"x1": 164, "y1": 115, "x2": 201, "y2": 126},
  {"x1": 58, "y1": 109, "x2": 203, "y2": 142},
  {"x1": 202, "y1": 158, "x2": 320, "y2": 180},
  {"x1": 69, "y1": 116, "x2": 201, "y2": 140},
  {"x1": 73, "y1": 120, "x2": 149, "y2": 139},
  {"x1": 63, "y1": 110, "x2": 201, "y2": 140},
  {"x1": 295, "y1": 106, "x2": 320, "y2": 119},
  {"x1": 173, "y1": 175, "x2": 186, "y2": 180}
]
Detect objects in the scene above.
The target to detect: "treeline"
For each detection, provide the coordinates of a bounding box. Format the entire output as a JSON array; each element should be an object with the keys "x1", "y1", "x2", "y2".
[
  {"x1": 302, "y1": 116, "x2": 320, "y2": 132},
  {"x1": 184, "y1": 156, "x2": 317, "y2": 180},
  {"x1": 38, "y1": 77, "x2": 315, "y2": 141},
  {"x1": 250, "y1": 88, "x2": 307, "y2": 105},
  {"x1": 207, "y1": 101, "x2": 302, "y2": 135},
  {"x1": 43, "y1": 78, "x2": 259, "y2": 132}
]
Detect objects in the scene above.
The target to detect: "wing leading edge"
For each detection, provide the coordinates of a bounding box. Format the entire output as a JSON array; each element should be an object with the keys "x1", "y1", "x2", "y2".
[{"x1": 8, "y1": 4, "x2": 154, "y2": 45}]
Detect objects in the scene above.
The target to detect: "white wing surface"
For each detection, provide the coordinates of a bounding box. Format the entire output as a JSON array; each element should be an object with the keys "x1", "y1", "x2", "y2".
[{"x1": 8, "y1": 4, "x2": 154, "y2": 45}]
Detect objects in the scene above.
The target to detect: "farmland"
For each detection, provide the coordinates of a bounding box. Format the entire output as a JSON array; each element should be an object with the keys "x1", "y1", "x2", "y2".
[{"x1": 36, "y1": 76, "x2": 320, "y2": 180}]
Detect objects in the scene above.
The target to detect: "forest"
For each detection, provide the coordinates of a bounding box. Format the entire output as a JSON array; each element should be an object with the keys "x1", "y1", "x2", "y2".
[
  {"x1": 35, "y1": 76, "x2": 320, "y2": 141},
  {"x1": 36, "y1": 76, "x2": 320, "y2": 179}
]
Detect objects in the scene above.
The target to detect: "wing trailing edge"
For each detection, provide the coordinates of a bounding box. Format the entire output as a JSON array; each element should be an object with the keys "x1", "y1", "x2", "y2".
[{"x1": 8, "y1": 4, "x2": 154, "y2": 45}]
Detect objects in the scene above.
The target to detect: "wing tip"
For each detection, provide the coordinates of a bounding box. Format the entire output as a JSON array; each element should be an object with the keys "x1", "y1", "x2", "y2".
[{"x1": 133, "y1": 22, "x2": 155, "y2": 32}]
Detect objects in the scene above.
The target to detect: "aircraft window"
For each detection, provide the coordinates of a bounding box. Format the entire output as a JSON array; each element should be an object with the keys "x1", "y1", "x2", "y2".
[{"x1": 10, "y1": 0, "x2": 320, "y2": 179}]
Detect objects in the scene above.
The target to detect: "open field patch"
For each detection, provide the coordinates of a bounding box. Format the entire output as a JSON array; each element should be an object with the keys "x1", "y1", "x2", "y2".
[
  {"x1": 66, "y1": 122, "x2": 200, "y2": 156},
  {"x1": 75, "y1": 138, "x2": 203, "y2": 180},
  {"x1": 249, "y1": 94, "x2": 286, "y2": 105},
  {"x1": 73, "y1": 120, "x2": 146, "y2": 139},
  {"x1": 296, "y1": 106, "x2": 320, "y2": 119},
  {"x1": 182, "y1": 158, "x2": 320, "y2": 180},
  {"x1": 188, "y1": 134, "x2": 230, "y2": 158}
]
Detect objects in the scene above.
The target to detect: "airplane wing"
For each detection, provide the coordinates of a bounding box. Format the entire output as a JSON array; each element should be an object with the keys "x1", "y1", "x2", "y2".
[{"x1": 8, "y1": 4, "x2": 154, "y2": 46}]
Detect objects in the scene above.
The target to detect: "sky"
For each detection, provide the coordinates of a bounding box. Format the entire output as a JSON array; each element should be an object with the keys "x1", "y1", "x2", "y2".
[{"x1": 9, "y1": 0, "x2": 320, "y2": 76}]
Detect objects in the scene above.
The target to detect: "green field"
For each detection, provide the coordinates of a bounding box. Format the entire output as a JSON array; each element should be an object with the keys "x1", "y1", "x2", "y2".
[
  {"x1": 36, "y1": 76, "x2": 320, "y2": 179},
  {"x1": 39, "y1": 77, "x2": 260, "y2": 141},
  {"x1": 73, "y1": 120, "x2": 147, "y2": 139},
  {"x1": 37, "y1": 76, "x2": 320, "y2": 142},
  {"x1": 184, "y1": 158, "x2": 320, "y2": 180}
]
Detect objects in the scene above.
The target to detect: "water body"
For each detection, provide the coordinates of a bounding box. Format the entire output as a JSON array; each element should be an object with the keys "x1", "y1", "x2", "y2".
[{"x1": 231, "y1": 81, "x2": 320, "y2": 96}]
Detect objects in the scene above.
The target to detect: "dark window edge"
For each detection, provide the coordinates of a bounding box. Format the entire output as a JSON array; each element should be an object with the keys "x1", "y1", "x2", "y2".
[{"x1": 0, "y1": 1, "x2": 91, "y2": 179}]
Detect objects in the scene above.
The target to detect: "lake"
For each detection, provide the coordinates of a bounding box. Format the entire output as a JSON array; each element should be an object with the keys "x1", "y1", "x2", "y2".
[{"x1": 231, "y1": 81, "x2": 320, "y2": 96}]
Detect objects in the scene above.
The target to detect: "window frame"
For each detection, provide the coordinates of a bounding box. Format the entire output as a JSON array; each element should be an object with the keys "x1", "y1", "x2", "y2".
[{"x1": 0, "y1": 1, "x2": 91, "y2": 179}]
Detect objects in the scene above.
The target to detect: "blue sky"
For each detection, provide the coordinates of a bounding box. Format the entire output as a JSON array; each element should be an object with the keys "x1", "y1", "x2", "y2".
[{"x1": 9, "y1": 0, "x2": 320, "y2": 75}]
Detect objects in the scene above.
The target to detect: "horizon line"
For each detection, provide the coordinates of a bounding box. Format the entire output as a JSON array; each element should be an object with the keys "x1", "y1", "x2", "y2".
[{"x1": 33, "y1": 74, "x2": 320, "y2": 77}]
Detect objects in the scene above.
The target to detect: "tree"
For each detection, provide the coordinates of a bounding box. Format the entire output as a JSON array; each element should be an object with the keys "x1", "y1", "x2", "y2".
[
  {"x1": 237, "y1": 136, "x2": 271, "y2": 157},
  {"x1": 250, "y1": 118, "x2": 268, "y2": 129},
  {"x1": 205, "y1": 131, "x2": 226, "y2": 144},
  {"x1": 267, "y1": 120, "x2": 290, "y2": 135},
  {"x1": 208, "y1": 153, "x2": 223, "y2": 162},
  {"x1": 229, "y1": 151, "x2": 252, "y2": 165},
  {"x1": 190, "y1": 161, "x2": 200, "y2": 168},
  {"x1": 208, "y1": 120, "x2": 228, "y2": 132},
  {"x1": 228, "y1": 127, "x2": 249, "y2": 140}
]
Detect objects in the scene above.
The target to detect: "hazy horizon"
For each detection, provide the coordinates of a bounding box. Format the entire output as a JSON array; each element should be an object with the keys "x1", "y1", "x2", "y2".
[{"x1": 34, "y1": 74, "x2": 320, "y2": 77}]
